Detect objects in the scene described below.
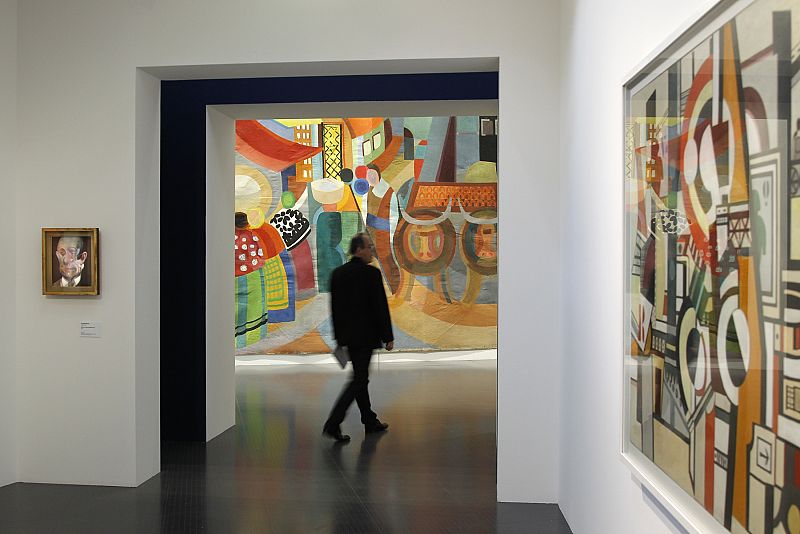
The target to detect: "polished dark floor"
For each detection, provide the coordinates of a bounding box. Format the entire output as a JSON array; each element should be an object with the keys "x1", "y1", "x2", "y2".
[{"x1": 0, "y1": 360, "x2": 572, "y2": 533}]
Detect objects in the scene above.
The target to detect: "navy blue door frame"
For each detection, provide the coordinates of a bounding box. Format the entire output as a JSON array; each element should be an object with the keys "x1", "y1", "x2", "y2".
[{"x1": 160, "y1": 71, "x2": 499, "y2": 441}]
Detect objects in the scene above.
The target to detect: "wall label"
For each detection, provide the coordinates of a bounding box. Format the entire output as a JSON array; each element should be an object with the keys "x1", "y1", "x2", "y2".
[{"x1": 80, "y1": 322, "x2": 102, "y2": 338}]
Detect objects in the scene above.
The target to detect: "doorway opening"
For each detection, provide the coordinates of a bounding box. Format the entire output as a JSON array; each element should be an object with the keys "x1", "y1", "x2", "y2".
[{"x1": 159, "y1": 69, "x2": 499, "y2": 449}]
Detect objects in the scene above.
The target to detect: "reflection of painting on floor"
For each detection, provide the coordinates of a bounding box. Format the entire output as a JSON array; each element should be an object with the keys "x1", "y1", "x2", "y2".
[
  {"x1": 625, "y1": 1, "x2": 800, "y2": 532},
  {"x1": 233, "y1": 116, "x2": 498, "y2": 354}
]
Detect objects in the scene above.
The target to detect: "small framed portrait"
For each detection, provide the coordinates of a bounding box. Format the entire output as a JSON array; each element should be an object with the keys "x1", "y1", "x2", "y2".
[{"x1": 42, "y1": 228, "x2": 99, "y2": 296}]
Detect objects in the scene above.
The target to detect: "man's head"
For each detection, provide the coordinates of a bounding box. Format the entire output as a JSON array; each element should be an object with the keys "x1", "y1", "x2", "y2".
[
  {"x1": 235, "y1": 212, "x2": 249, "y2": 229},
  {"x1": 56, "y1": 236, "x2": 87, "y2": 282},
  {"x1": 349, "y1": 232, "x2": 374, "y2": 263}
]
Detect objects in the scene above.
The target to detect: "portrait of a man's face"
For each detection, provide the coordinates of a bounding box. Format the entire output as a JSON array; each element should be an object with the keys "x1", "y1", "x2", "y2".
[
  {"x1": 54, "y1": 236, "x2": 88, "y2": 286},
  {"x1": 42, "y1": 228, "x2": 99, "y2": 295}
]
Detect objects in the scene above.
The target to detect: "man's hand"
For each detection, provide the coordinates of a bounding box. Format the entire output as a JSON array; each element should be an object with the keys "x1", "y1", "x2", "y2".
[{"x1": 385, "y1": 341, "x2": 394, "y2": 351}]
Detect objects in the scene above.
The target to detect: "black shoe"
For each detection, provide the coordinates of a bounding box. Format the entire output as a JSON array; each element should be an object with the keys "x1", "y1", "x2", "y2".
[
  {"x1": 364, "y1": 420, "x2": 389, "y2": 433},
  {"x1": 322, "y1": 425, "x2": 351, "y2": 442}
]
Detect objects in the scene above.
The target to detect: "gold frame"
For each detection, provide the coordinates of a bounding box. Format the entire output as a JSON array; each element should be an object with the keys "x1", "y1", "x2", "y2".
[{"x1": 41, "y1": 228, "x2": 100, "y2": 296}]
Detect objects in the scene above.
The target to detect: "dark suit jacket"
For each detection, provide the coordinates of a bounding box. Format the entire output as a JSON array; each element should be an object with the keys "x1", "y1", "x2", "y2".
[
  {"x1": 53, "y1": 273, "x2": 91, "y2": 288},
  {"x1": 330, "y1": 258, "x2": 394, "y2": 349}
]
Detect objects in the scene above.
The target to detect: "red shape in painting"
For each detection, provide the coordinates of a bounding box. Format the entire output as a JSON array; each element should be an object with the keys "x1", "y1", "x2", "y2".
[
  {"x1": 236, "y1": 120, "x2": 322, "y2": 172},
  {"x1": 290, "y1": 239, "x2": 315, "y2": 292},
  {"x1": 235, "y1": 228, "x2": 266, "y2": 276},
  {"x1": 704, "y1": 410, "x2": 715, "y2": 512}
]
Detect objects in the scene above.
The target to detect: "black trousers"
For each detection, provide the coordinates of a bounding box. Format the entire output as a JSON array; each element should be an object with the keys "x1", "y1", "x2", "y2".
[{"x1": 326, "y1": 346, "x2": 377, "y2": 427}]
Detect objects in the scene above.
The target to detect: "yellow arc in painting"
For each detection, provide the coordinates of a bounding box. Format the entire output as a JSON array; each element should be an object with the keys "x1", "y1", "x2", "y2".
[{"x1": 390, "y1": 300, "x2": 497, "y2": 348}]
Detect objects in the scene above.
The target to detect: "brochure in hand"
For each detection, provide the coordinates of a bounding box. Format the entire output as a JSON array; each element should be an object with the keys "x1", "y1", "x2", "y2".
[{"x1": 332, "y1": 345, "x2": 349, "y2": 369}]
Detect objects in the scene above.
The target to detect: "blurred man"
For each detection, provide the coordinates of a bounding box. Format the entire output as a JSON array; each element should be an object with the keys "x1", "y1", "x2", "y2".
[{"x1": 323, "y1": 233, "x2": 394, "y2": 442}]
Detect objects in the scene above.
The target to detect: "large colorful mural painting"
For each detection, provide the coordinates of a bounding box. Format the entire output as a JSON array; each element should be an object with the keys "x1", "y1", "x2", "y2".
[
  {"x1": 625, "y1": 1, "x2": 800, "y2": 532},
  {"x1": 234, "y1": 116, "x2": 499, "y2": 354}
]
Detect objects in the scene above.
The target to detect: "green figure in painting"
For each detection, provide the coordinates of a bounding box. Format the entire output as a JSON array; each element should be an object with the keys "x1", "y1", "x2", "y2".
[{"x1": 234, "y1": 211, "x2": 269, "y2": 348}]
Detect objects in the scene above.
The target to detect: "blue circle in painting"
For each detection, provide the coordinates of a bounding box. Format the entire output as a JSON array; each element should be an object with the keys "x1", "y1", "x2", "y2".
[{"x1": 353, "y1": 178, "x2": 370, "y2": 196}]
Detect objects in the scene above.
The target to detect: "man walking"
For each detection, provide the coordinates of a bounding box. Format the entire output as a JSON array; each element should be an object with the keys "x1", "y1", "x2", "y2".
[{"x1": 323, "y1": 233, "x2": 394, "y2": 442}]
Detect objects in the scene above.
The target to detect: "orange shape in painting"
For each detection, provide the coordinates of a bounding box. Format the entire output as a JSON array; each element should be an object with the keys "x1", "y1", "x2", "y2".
[
  {"x1": 731, "y1": 255, "x2": 763, "y2": 527},
  {"x1": 250, "y1": 223, "x2": 286, "y2": 260},
  {"x1": 271, "y1": 329, "x2": 332, "y2": 354},
  {"x1": 335, "y1": 188, "x2": 360, "y2": 212},
  {"x1": 236, "y1": 120, "x2": 322, "y2": 172},
  {"x1": 721, "y1": 23, "x2": 750, "y2": 204},
  {"x1": 344, "y1": 118, "x2": 383, "y2": 138}
]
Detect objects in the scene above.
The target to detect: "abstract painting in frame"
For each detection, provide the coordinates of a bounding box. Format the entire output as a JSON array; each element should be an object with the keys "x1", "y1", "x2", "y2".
[
  {"x1": 624, "y1": 0, "x2": 800, "y2": 532},
  {"x1": 42, "y1": 228, "x2": 99, "y2": 296}
]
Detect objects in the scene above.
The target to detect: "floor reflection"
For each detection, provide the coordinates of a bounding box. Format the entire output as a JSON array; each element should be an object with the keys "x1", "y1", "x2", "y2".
[
  {"x1": 0, "y1": 360, "x2": 571, "y2": 533},
  {"x1": 228, "y1": 360, "x2": 500, "y2": 533}
]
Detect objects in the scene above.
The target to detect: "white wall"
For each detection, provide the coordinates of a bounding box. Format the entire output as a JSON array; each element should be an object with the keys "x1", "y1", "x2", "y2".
[
  {"x1": 559, "y1": 0, "x2": 716, "y2": 532},
  {"x1": 134, "y1": 69, "x2": 161, "y2": 485},
  {"x1": 206, "y1": 108, "x2": 236, "y2": 442},
  {"x1": 0, "y1": 0, "x2": 18, "y2": 488},
  {"x1": 16, "y1": 0, "x2": 563, "y2": 495},
  {"x1": 15, "y1": 2, "x2": 143, "y2": 486}
]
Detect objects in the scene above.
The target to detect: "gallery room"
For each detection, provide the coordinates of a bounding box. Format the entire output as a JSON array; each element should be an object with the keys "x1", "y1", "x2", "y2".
[{"x1": 1, "y1": 0, "x2": 798, "y2": 533}]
